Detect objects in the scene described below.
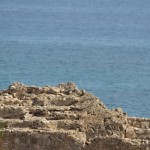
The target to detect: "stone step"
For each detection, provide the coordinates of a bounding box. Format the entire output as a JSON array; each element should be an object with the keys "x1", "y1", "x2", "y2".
[
  {"x1": 56, "y1": 120, "x2": 84, "y2": 131},
  {"x1": 46, "y1": 111, "x2": 79, "y2": 120},
  {"x1": 128, "y1": 117, "x2": 150, "y2": 129},
  {"x1": 126, "y1": 127, "x2": 150, "y2": 139},
  {"x1": 1, "y1": 129, "x2": 86, "y2": 150},
  {"x1": 0, "y1": 106, "x2": 26, "y2": 119},
  {"x1": 134, "y1": 128, "x2": 150, "y2": 139},
  {"x1": 3, "y1": 119, "x2": 84, "y2": 132}
]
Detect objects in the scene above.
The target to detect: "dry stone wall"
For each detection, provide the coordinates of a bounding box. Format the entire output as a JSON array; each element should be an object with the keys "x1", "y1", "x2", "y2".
[{"x1": 0, "y1": 82, "x2": 149, "y2": 150}]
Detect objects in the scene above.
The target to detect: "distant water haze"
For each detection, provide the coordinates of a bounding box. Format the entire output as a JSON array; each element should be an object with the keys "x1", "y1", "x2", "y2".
[{"x1": 0, "y1": 0, "x2": 150, "y2": 117}]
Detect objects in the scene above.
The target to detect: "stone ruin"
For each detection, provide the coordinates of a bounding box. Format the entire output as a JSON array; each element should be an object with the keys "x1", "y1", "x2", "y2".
[{"x1": 0, "y1": 82, "x2": 149, "y2": 150}]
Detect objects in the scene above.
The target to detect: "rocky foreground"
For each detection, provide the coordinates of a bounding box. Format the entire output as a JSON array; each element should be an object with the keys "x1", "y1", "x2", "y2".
[{"x1": 0, "y1": 82, "x2": 149, "y2": 150}]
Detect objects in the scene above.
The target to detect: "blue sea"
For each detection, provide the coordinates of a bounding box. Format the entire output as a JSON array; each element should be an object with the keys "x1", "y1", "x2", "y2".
[{"x1": 0, "y1": 0, "x2": 150, "y2": 118}]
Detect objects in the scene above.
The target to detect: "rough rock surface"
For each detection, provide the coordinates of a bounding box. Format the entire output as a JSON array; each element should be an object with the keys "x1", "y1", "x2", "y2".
[{"x1": 0, "y1": 82, "x2": 149, "y2": 150}]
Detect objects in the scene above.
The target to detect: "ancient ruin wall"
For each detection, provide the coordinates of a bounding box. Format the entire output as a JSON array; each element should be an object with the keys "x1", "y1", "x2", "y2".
[{"x1": 0, "y1": 82, "x2": 149, "y2": 150}]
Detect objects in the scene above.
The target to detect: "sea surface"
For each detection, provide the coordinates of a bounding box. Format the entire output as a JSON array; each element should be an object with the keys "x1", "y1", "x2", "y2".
[{"x1": 0, "y1": 0, "x2": 150, "y2": 118}]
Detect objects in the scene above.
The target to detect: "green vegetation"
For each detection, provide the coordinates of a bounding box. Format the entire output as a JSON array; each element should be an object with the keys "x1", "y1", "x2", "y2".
[
  {"x1": 0, "y1": 122, "x2": 7, "y2": 129},
  {"x1": 0, "y1": 122, "x2": 7, "y2": 140}
]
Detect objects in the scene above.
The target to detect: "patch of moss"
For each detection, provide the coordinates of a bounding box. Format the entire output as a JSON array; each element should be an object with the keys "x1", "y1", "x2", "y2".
[
  {"x1": 0, "y1": 122, "x2": 7, "y2": 129},
  {"x1": 0, "y1": 130, "x2": 4, "y2": 139},
  {"x1": 0, "y1": 122, "x2": 7, "y2": 140}
]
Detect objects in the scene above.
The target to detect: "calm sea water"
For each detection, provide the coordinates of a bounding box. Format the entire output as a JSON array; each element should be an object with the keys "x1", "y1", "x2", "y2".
[{"x1": 0, "y1": 0, "x2": 150, "y2": 117}]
